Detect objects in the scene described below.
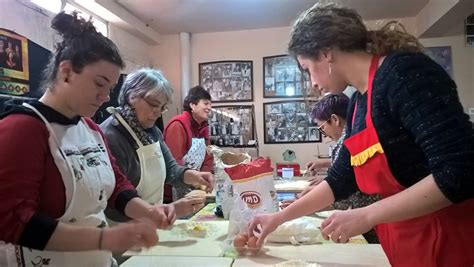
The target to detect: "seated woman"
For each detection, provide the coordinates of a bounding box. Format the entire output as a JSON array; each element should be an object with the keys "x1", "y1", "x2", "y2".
[
  {"x1": 285, "y1": 94, "x2": 380, "y2": 243},
  {"x1": 101, "y1": 68, "x2": 213, "y2": 221}
]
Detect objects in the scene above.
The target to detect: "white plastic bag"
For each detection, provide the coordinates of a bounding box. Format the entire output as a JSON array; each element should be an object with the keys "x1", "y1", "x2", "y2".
[
  {"x1": 267, "y1": 216, "x2": 324, "y2": 245},
  {"x1": 225, "y1": 157, "x2": 278, "y2": 214},
  {"x1": 207, "y1": 145, "x2": 251, "y2": 219}
]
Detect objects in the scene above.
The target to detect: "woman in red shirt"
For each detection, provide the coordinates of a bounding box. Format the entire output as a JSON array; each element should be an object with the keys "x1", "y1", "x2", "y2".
[
  {"x1": 0, "y1": 12, "x2": 175, "y2": 267},
  {"x1": 164, "y1": 86, "x2": 214, "y2": 202}
]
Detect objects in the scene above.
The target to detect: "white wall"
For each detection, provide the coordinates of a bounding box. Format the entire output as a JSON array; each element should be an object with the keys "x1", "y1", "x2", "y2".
[
  {"x1": 420, "y1": 28, "x2": 474, "y2": 113},
  {"x1": 108, "y1": 25, "x2": 151, "y2": 73},
  {"x1": 149, "y1": 34, "x2": 182, "y2": 123},
  {"x1": 0, "y1": 0, "x2": 56, "y2": 50},
  {"x1": 0, "y1": 0, "x2": 151, "y2": 74}
]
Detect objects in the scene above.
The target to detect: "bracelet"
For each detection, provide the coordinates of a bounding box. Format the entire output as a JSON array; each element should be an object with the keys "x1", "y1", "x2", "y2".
[{"x1": 98, "y1": 228, "x2": 104, "y2": 250}]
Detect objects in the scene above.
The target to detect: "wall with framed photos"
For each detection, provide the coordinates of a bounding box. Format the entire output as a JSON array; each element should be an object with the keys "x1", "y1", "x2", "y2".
[
  {"x1": 263, "y1": 55, "x2": 310, "y2": 98},
  {"x1": 199, "y1": 60, "x2": 253, "y2": 103},
  {"x1": 190, "y1": 28, "x2": 330, "y2": 165},
  {"x1": 263, "y1": 100, "x2": 320, "y2": 144},
  {"x1": 208, "y1": 105, "x2": 255, "y2": 147}
]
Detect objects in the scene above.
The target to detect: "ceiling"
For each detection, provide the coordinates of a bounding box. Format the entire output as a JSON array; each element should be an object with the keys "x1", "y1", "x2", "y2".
[{"x1": 115, "y1": 0, "x2": 429, "y2": 35}]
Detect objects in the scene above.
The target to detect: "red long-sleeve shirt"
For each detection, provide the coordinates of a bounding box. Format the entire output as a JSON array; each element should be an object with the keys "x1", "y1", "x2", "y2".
[{"x1": 0, "y1": 103, "x2": 137, "y2": 250}]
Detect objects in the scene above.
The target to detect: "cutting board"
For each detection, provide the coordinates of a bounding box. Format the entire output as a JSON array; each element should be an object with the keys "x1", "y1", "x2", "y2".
[
  {"x1": 233, "y1": 244, "x2": 390, "y2": 266},
  {"x1": 121, "y1": 256, "x2": 234, "y2": 267},
  {"x1": 124, "y1": 220, "x2": 229, "y2": 257},
  {"x1": 274, "y1": 180, "x2": 310, "y2": 192}
]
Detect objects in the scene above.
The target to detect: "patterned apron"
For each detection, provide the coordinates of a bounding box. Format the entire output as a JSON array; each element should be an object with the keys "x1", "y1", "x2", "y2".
[
  {"x1": 172, "y1": 138, "x2": 206, "y2": 201},
  {"x1": 0, "y1": 103, "x2": 116, "y2": 267}
]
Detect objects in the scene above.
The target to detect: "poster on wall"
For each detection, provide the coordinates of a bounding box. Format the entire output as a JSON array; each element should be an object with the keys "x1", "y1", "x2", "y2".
[
  {"x1": 199, "y1": 60, "x2": 253, "y2": 103},
  {"x1": 263, "y1": 100, "x2": 321, "y2": 144},
  {"x1": 0, "y1": 29, "x2": 30, "y2": 96},
  {"x1": 263, "y1": 55, "x2": 310, "y2": 98},
  {"x1": 424, "y1": 46, "x2": 453, "y2": 78},
  {"x1": 208, "y1": 105, "x2": 254, "y2": 147}
]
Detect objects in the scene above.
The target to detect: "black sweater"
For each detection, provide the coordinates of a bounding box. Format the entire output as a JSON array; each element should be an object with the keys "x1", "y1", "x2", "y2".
[{"x1": 326, "y1": 52, "x2": 474, "y2": 204}]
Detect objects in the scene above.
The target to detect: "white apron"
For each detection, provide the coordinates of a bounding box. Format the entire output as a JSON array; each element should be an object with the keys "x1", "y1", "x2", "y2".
[
  {"x1": 173, "y1": 137, "x2": 206, "y2": 200},
  {"x1": 0, "y1": 103, "x2": 116, "y2": 267},
  {"x1": 113, "y1": 112, "x2": 166, "y2": 204}
]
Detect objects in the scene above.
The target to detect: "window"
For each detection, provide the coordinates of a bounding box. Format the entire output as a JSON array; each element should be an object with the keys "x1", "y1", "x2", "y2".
[
  {"x1": 30, "y1": 0, "x2": 61, "y2": 13},
  {"x1": 25, "y1": 0, "x2": 108, "y2": 36}
]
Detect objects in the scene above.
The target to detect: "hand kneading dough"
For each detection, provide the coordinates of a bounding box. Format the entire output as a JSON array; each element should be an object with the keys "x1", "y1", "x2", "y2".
[{"x1": 185, "y1": 190, "x2": 207, "y2": 199}]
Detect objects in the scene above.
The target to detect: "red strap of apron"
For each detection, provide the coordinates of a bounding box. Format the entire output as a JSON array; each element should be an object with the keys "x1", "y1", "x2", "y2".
[{"x1": 351, "y1": 55, "x2": 380, "y2": 128}]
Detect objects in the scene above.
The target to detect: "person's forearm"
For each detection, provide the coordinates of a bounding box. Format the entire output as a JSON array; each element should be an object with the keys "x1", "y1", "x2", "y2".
[
  {"x1": 124, "y1": 197, "x2": 153, "y2": 219},
  {"x1": 366, "y1": 174, "x2": 451, "y2": 225},
  {"x1": 279, "y1": 181, "x2": 335, "y2": 222},
  {"x1": 45, "y1": 223, "x2": 101, "y2": 251},
  {"x1": 319, "y1": 159, "x2": 331, "y2": 168}
]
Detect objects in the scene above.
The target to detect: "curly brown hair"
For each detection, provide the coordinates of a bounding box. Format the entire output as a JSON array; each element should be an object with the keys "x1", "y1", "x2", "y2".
[{"x1": 288, "y1": 3, "x2": 423, "y2": 58}]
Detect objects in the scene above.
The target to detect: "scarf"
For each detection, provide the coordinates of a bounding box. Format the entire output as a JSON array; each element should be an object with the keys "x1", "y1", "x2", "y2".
[{"x1": 116, "y1": 105, "x2": 154, "y2": 146}]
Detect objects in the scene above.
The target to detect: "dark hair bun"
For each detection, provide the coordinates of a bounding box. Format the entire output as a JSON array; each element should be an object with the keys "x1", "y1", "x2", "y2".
[{"x1": 51, "y1": 11, "x2": 96, "y2": 40}]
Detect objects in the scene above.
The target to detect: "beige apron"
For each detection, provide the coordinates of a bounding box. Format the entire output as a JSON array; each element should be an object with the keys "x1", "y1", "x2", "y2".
[{"x1": 113, "y1": 112, "x2": 166, "y2": 205}]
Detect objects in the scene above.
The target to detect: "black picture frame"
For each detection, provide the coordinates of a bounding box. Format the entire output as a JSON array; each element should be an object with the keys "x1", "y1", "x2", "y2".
[
  {"x1": 263, "y1": 55, "x2": 310, "y2": 98},
  {"x1": 199, "y1": 60, "x2": 253, "y2": 103},
  {"x1": 263, "y1": 100, "x2": 321, "y2": 144},
  {"x1": 208, "y1": 105, "x2": 255, "y2": 147}
]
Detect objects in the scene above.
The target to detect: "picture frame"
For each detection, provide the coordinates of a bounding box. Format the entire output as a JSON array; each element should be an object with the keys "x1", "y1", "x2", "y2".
[
  {"x1": 199, "y1": 60, "x2": 253, "y2": 103},
  {"x1": 424, "y1": 46, "x2": 453, "y2": 78},
  {"x1": 208, "y1": 105, "x2": 255, "y2": 147},
  {"x1": 466, "y1": 14, "x2": 474, "y2": 47},
  {"x1": 0, "y1": 28, "x2": 30, "y2": 96},
  {"x1": 263, "y1": 55, "x2": 310, "y2": 98},
  {"x1": 263, "y1": 100, "x2": 321, "y2": 144}
]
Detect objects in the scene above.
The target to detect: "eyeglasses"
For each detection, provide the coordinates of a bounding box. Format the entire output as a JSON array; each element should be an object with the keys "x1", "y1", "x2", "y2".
[
  {"x1": 317, "y1": 120, "x2": 329, "y2": 136},
  {"x1": 143, "y1": 97, "x2": 168, "y2": 113}
]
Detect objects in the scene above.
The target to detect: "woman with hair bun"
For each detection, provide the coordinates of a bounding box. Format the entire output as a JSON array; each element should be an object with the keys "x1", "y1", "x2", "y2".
[
  {"x1": 249, "y1": 3, "x2": 474, "y2": 266},
  {"x1": 0, "y1": 12, "x2": 175, "y2": 267}
]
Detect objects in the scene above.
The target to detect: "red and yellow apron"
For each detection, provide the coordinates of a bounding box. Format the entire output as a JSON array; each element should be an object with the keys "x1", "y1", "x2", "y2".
[{"x1": 343, "y1": 56, "x2": 474, "y2": 266}]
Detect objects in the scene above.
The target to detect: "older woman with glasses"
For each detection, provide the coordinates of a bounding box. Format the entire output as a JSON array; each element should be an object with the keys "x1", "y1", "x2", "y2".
[
  {"x1": 283, "y1": 93, "x2": 380, "y2": 243},
  {"x1": 100, "y1": 68, "x2": 214, "y2": 223}
]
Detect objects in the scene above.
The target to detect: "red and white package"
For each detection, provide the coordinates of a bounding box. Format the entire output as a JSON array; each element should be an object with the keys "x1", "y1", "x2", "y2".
[{"x1": 225, "y1": 157, "x2": 277, "y2": 213}]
